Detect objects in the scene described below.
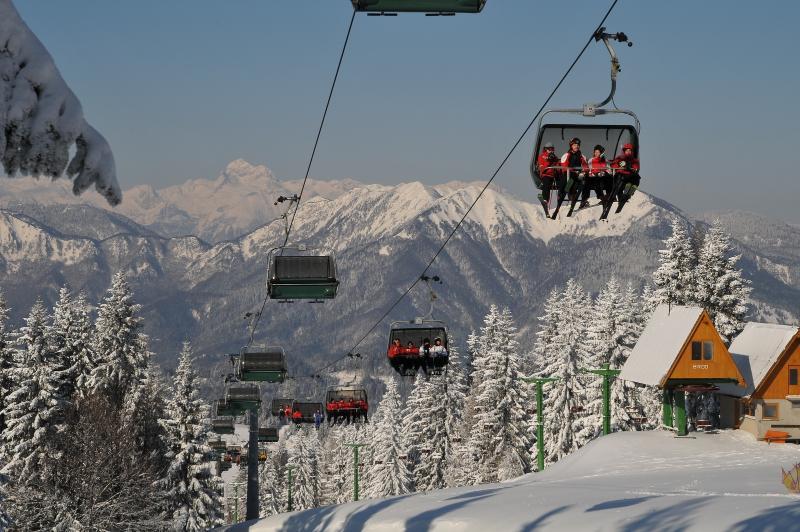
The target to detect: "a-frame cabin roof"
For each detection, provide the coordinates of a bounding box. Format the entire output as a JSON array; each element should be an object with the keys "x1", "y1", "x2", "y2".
[
  {"x1": 620, "y1": 305, "x2": 705, "y2": 386},
  {"x1": 717, "y1": 322, "x2": 800, "y2": 397},
  {"x1": 620, "y1": 304, "x2": 744, "y2": 388}
]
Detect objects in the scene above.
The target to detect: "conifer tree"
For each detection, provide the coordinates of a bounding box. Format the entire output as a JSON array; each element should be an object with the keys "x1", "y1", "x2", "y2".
[
  {"x1": 286, "y1": 426, "x2": 320, "y2": 511},
  {"x1": 695, "y1": 220, "x2": 751, "y2": 342},
  {"x1": 539, "y1": 280, "x2": 593, "y2": 463},
  {"x1": 652, "y1": 218, "x2": 698, "y2": 307},
  {"x1": 442, "y1": 342, "x2": 469, "y2": 488},
  {"x1": 368, "y1": 377, "x2": 412, "y2": 498},
  {"x1": 0, "y1": 291, "x2": 14, "y2": 436},
  {"x1": 402, "y1": 375, "x2": 447, "y2": 491},
  {"x1": 161, "y1": 342, "x2": 224, "y2": 530},
  {"x1": 465, "y1": 306, "x2": 531, "y2": 483},
  {"x1": 89, "y1": 272, "x2": 149, "y2": 408},
  {"x1": 0, "y1": 299, "x2": 60, "y2": 484},
  {"x1": 258, "y1": 454, "x2": 281, "y2": 518}
]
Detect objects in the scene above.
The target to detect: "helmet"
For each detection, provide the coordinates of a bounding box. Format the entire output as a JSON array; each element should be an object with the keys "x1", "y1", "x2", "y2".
[
  {"x1": 622, "y1": 143, "x2": 634, "y2": 151},
  {"x1": 543, "y1": 142, "x2": 554, "y2": 149},
  {"x1": 593, "y1": 144, "x2": 604, "y2": 153},
  {"x1": 569, "y1": 137, "x2": 581, "y2": 145}
]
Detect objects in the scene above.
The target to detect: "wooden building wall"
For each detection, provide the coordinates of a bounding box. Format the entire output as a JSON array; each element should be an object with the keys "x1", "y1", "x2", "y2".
[
  {"x1": 667, "y1": 313, "x2": 745, "y2": 386},
  {"x1": 757, "y1": 336, "x2": 800, "y2": 400}
]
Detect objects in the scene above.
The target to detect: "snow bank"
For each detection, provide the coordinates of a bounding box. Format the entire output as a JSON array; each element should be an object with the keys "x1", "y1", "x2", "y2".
[
  {"x1": 231, "y1": 430, "x2": 800, "y2": 531},
  {"x1": 0, "y1": 0, "x2": 121, "y2": 205}
]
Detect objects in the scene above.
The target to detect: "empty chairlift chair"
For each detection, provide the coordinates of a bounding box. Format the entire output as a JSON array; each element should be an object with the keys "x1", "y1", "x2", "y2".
[
  {"x1": 215, "y1": 398, "x2": 241, "y2": 417},
  {"x1": 291, "y1": 401, "x2": 324, "y2": 424},
  {"x1": 387, "y1": 320, "x2": 449, "y2": 376},
  {"x1": 225, "y1": 383, "x2": 262, "y2": 412},
  {"x1": 266, "y1": 248, "x2": 339, "y2": 301},
  {"x1": 350, "y1": 0, "x2": 487, "y2": 14},
  {"x1": 211, "y1": 416, "x2": 235, "y2": 435},
  {"x1": 325, "y1": 386, "x2": 369, "y2": 423},
  {"x1": 258, "y1": 427, "x2": 280, "y2": 443},
  {"x1": 238, "y1": 346, "x2": 287, "y2": 383}
]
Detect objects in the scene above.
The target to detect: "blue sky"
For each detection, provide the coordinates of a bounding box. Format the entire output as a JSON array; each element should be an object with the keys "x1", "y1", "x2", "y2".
[{"x1": 16, "y1": 0, "x2": 800, "y2": 222}]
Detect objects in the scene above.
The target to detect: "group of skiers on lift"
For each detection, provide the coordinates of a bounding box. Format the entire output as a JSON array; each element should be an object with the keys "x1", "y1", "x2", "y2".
[
  {"x1": 537, "y1": 137, "x2": 640, "y2": 217},
  {"x1": 387, "y1": 337, "x2": 448, "y2": 361}
]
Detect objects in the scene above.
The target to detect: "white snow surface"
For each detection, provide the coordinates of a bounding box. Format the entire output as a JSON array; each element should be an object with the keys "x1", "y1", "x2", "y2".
[
  {"x1": 619, "y1": 305, "x2": 704, "y2": 386},
  {"x1": 0, "y1": 0, "x2": 120, "y2": 205},
  {"x1": 718, "y1": 322, "x2": 799, "y2": 397},
  {"x1": 226, "y1": 430, "x2": 800, "y2": 531}
]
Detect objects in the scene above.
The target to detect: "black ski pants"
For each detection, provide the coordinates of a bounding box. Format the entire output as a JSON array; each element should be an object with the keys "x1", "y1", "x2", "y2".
[{"x1": 541, "y1": 173, "x2": 566, "y2": 202}]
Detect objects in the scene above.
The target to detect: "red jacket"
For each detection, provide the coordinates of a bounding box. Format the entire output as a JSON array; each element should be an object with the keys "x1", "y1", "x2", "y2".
[
  {"x1": 537, "y1": 150, "x2": 560, "y2": 178},
  {"x1": 589, "y1": 156, "x2": 609, "y2": 176},
  {"x1": 611, "y1": 153, "x2": 640, "y2": 175},
  {"x1": 560, "y1": 150, "x2": 588, "y2": 175}
]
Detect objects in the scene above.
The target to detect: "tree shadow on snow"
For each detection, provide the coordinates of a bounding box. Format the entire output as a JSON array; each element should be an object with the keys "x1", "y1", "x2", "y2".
[
  {"x1": 444, "y1": 486, "x2": 509, "y2": 501},
  {"x1": 729, "y1": 501, "x2": 800, "y2": 532},
  {"x1": 273, "y1": 494, "x2": 415, "y2": 532},
  {"x1": 586, "y1": 496, "x2": 657, "y2": 512},
  {"x1": 403, "y1": 492, "x2": 497, "y2": 532},
  {"x1": 518, "y1": 505, "x2": 571, "y2": 531},
  {"x1": 619, "y1": 497, "x2": 711, "y2": 532}
]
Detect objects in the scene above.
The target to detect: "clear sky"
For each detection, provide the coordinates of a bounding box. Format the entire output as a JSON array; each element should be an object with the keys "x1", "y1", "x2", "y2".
[{"x1": 15, "y1": 0, "x2": 800, "y2": 223}]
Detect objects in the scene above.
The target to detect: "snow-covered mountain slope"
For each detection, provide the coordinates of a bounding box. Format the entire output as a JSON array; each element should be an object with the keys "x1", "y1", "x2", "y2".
[
  {"x1": 0, "y1": 180, "x2": 797, "y2": 375},
  {"x1": 0, "y1": 159, "x2": 362, "y2": 243},
  {"x1": 233, "y1": 430, "x2": 800, "y2": 532}
]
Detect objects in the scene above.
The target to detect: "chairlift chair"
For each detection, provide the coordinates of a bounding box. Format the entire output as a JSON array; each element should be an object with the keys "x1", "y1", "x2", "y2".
[
  {"x1": 258, "y1": 427, "x2": 280, "y2": 443},
  {"x1": 291, "y1": 401, "x2": 325, "y2": 424},
  {"x1": 350, "y1": 0, "x2": 487, "y2": 14},
  {"x1": 209, "y1": 438, "x2": 228, "y2": 452},
  {"x1": 215, "y1": 398, "x2": 241, "y2": 417},
  {"x1": 225, "y1": 383, "x2": 262, "y2": 411},
  {"x1": 271, "y1": 397, "x2": 293, "y2": 417},
  {"x1": 529, "y1": 28, "x2": 640, "y2": 219},
  {"x1": 325, "y1": 386, "x2": 369, "y2": 423},
  {"x1": 211, "y1": 416, "x2": 235, "y2": 435},
  {"x1": 238, "y1": 346, "x2": 288, "y2": 383},
  {"x1": 387, "y1": 319, "x2": 449, "y2": 376},
  {"x1": 266, "y1": 247, "x2": 339, "y2": 300}
]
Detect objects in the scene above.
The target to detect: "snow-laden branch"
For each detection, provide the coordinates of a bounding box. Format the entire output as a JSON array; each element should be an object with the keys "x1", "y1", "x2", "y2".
[{"x1": 0, "y1": 0, "x2": 121, "y2": 205}]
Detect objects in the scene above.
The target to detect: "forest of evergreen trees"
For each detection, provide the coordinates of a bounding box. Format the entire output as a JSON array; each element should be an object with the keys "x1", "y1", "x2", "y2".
[{"x1": 0, "y1": 217, "x2": 750, "y2": 529}]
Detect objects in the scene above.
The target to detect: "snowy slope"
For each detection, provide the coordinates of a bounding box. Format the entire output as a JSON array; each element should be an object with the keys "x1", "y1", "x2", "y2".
[{"x1": 232, "y1": 430, "x2": 800, "y2": 532}]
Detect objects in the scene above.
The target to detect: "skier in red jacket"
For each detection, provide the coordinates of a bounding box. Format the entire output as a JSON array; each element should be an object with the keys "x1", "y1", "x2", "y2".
[
  {"x1": 583, "y1": 144, "x2": 611, "y2": 207},
  {"x1": 611, "y1": 143, "x2": 640, "y2": 213},
  {"x1": 560, "y1": 138, "x2": 588, "y2": 204},
  {"x1": 537, "y1": 142, "x2": 564, "y2": 209}
]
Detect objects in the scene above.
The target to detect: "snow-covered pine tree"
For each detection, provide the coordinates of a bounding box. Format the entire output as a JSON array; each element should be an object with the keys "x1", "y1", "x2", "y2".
[
  {"x1": 442, "y1": 341, "x2": 469, "y2": 488},
  {"x1": 532, "y1": 288, "x2": 563, "y2": 376},
  {"x1": 0, "y1": 299, "x2": 63, "y2": 484},
  {"x1": 161, "y1": 342, "x2": 224, "y2": 530},
  {"x1": 286, "y1": 426, "x2": 321, "y2": 511},
  {"x1": 368, "y1": 377, "x2": 412, "y2": 498},
  {"x1": 0, "y1": 0, "x2": 122, "y2": 205},
  {"x1": 465, "y1": 305, "x2": 531, "y2": 483},
  {"x1": 652, "y1": 217, "x2": 698, "y2": 308},
  {"x1": 49, "y1": 286, "x2": 94, "y2": 411},
  {"x1": 0, "y1": 290, "x2": 13, "y2": 436},
  {"x1": 258, "y1": 453, "x2": 281, "y2": 518},
  {"x1": 695, "y1": 220, "x2": 752, "y2": 342},
  {"x1": 89, "y1": 272, "x2": 149, "y2": 408},
  {"x1": 539, "y1": 280, "x2": 593, "y2": 463},
  {"x1": 402, "y1": 374, "x2": 448, "y2": 492}
]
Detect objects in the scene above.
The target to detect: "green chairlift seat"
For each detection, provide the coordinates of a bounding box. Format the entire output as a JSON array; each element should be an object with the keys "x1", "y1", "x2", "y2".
[
  {"x1": 291, "y1": 401, "x2": 324, "y2": 424},
  {"x1": 238, "y1": 346, "x2": 288, "y2": 383},
  {"x1": 209, "y1": 438, "x2": 228, "y2": 452},
  {"x1": 215, "y1": 398, "x2": 242, "y2": 417},
  {"x1": 225, "y1": 383, "x2": 262, "y2": 412},
  {"x1": 271, "y1": 397, "x2": 293, "y2": 417},
  {"x1": 351, "y1": 0, "x2": 487, "y2": 13},
  {"x1": 258, "y1": 427, "x2": 279, "y2": 443},
  {"x1": 211, "y1": 417, "x2": 235, "y2": 435},
  {"x1": 267, "y1": 249, "x2": 339, "y2": 300}
]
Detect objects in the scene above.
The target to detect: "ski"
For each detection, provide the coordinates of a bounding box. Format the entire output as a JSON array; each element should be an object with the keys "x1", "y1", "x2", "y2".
[
  {"x1": 600, "y1": 177, "x2": 623, "y2": 220},
  {"x1": 537, "y1": 193, "x2": 550, "y2": 218}
]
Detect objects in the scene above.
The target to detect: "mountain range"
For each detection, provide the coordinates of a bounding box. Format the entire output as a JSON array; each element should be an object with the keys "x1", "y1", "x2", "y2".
[{"x1": 0, "y1": 161, "x2": 797, "y2": 383}]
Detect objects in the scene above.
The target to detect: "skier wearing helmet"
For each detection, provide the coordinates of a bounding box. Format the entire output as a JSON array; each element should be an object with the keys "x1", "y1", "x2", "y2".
[
  {"x1": 583, "y1": 144, "x2": 611, "y2": 208},
  {"x1": 536, "y1": 141, "x2": 564, "y2": 216},
  {"x1": 610, "y1": 142, "x2": 640, "y2": 213},
  {"x1": 555, "y1": 137, "x2": 588, "y2": 218}
]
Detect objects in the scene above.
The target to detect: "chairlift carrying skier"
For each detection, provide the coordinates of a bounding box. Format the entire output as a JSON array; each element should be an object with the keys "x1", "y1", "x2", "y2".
[{"x1": 611, "y1": 143, "x2": 640, "y2": 213}]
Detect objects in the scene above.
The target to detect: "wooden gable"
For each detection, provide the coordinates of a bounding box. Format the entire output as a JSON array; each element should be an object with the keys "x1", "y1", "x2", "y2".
[
  {"x1": 756, "y1": 334, "x2": 800, "y2": 400},
  {"x1": 663, "y1": 310, "x2": 745, "y2": 386}
]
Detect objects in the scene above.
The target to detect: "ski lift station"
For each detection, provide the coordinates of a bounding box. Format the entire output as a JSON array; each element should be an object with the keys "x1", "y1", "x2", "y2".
[{"x1": 621, "y1": 305, "x2": 800, "y2": 441}]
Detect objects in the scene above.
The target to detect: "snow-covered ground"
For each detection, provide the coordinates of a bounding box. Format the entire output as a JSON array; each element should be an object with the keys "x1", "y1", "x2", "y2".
[{"x1": 228, "y1": 430, "x2": 800, "y2": 531}]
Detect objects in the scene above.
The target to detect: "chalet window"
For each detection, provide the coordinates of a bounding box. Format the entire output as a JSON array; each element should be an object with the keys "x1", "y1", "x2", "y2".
[
  {"x1": 703, "y1": 341, "x2": 713, "y2": 360},
  {"x1": 790, "y1": 368, "x2": 798, "y2": 386},
  {"x1": 763, "y1": 403, "x2": 779, "y2": 420},
  {"x1": 692, "y1": 341, "x2": 702, "y2": 360}
]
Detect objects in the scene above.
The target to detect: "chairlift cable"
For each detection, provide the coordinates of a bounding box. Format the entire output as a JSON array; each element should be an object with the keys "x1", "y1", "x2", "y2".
[
  {"x1": 298, "y1": 0, "x2": 620, "y2": 379},
  {"x1": 282, "y1": 9, "x2": 358, "y2": 249}
]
